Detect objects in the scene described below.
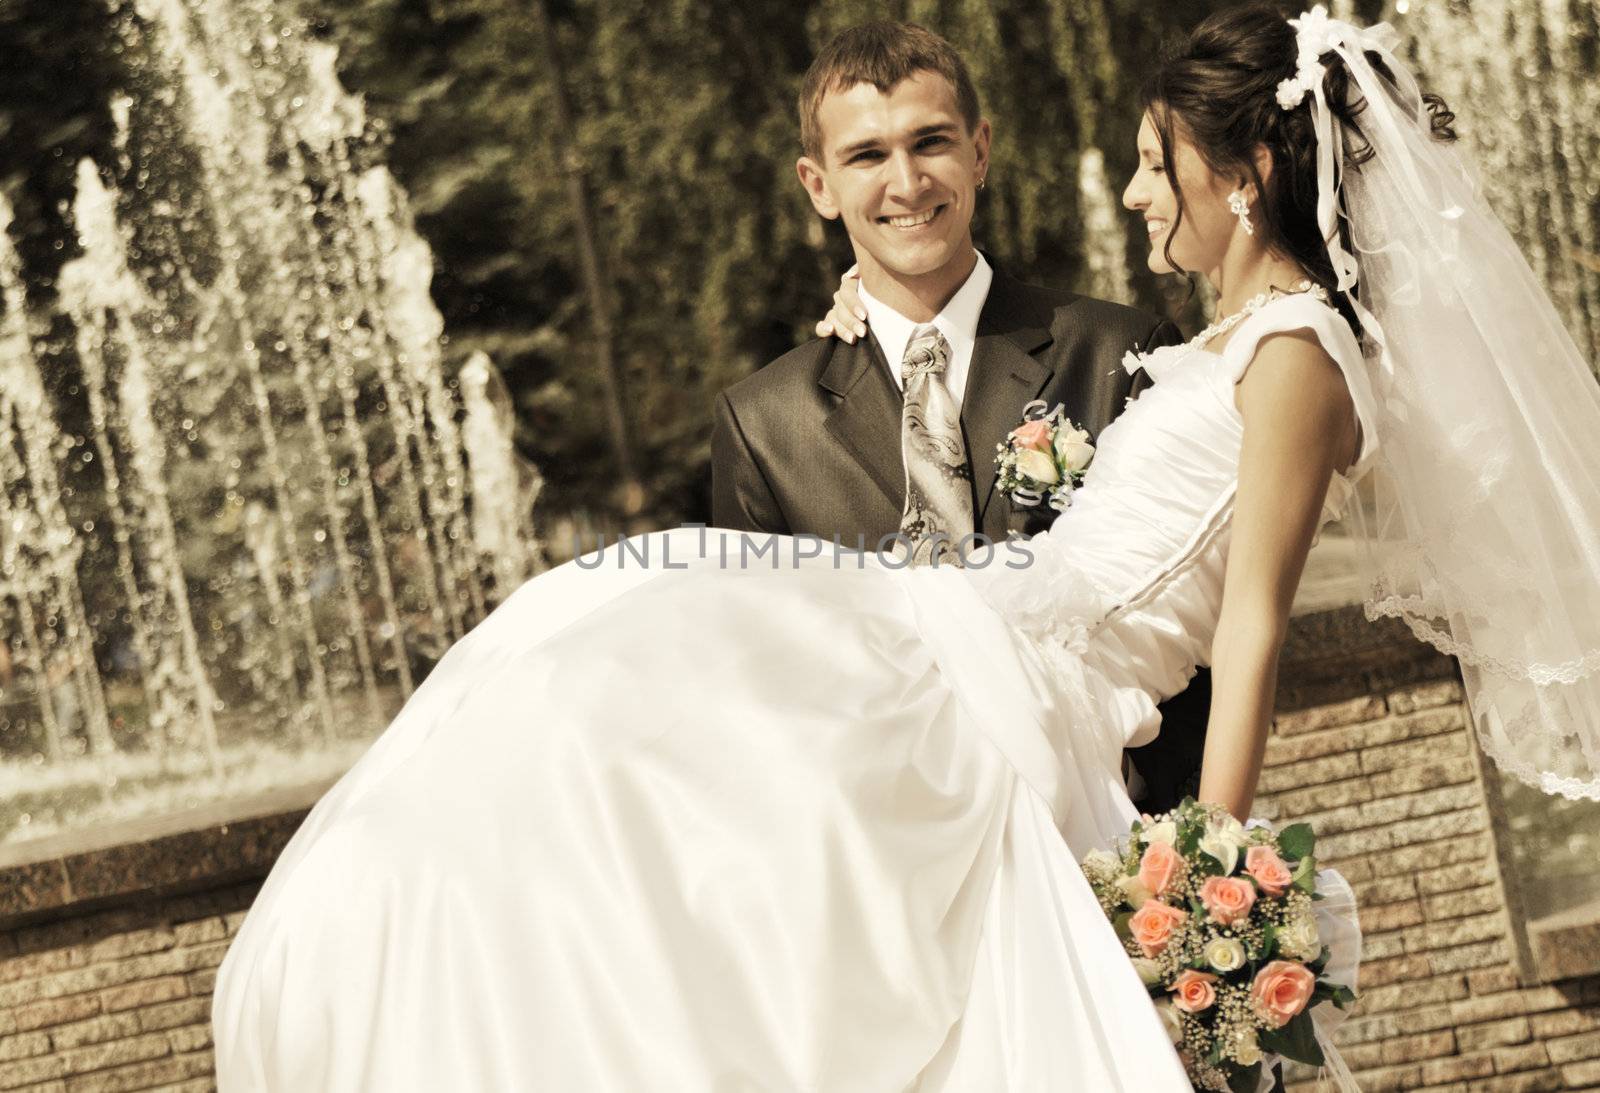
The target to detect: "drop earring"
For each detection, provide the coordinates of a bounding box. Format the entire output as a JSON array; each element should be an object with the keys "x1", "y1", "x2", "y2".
[{"x1": 1227, "y1": 189, "x2": 1254, "y2": 235}]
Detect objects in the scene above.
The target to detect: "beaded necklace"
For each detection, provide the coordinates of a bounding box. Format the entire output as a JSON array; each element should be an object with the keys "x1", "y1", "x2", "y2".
[{"x1": 1188, "y1": 279, "x2": 1330, "y2": 355}]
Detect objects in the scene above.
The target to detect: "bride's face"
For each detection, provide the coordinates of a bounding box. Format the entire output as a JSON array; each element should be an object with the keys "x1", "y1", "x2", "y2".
[{"x1": 1122, "y1": 112, "x2": 1239, "y2": 276}]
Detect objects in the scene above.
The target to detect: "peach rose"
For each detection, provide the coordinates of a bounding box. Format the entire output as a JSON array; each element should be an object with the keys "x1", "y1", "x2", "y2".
[
  {"x1": 1128, "y1": 899, "x2": 1189, "y2": 958},
  {"x1": 1200, "y1": 875, "x2": 1258, "y2": 926},
  {"x1": 1251, "y1": 960, "x2": 1317, "y2": 1028},
  {"x1": 1170, "y1": 969, "x2": 1219, "y2": 1014},
  {"x1": 1009, "y1": 419, "x2": 1052, "y2": 452},
  {"x1": 1245, "y1": 845, "x2": 1293, "y2": 898},
  {"x1": 1138, "y1": 840, "x2": 1183, "y2": 898}
]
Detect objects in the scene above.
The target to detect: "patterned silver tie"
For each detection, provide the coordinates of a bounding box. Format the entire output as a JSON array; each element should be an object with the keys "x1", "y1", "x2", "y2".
[{"x1": 897, "y1": 325, "x2": 975, "y2": 565}]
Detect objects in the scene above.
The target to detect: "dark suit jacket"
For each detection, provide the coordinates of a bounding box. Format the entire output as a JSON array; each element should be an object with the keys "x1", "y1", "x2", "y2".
[{"x1": 710, "y1": 265, "x2": 1211, "y2": 814}]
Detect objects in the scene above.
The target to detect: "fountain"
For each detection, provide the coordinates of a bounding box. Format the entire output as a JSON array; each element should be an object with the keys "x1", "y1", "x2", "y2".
[
  {"x1": 1397, "y1": 0, "x2": 1600, "y2": 377},
  {"x1": 0, "y1": 0, "x2": 541, "y2": 843}
]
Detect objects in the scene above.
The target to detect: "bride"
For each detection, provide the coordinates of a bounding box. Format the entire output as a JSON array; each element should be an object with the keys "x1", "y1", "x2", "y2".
[{"x1": 211, "y1": 5, "x2": 1600, "y2": 1090}]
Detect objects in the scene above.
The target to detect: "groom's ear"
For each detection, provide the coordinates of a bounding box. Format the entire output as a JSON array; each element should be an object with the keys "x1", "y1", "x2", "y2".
[{"x1": 796, "y1": 156, "x2": 841, "y2": 220}]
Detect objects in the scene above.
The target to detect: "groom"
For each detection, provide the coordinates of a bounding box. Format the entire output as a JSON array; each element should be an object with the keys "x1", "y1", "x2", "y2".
[{"x1": 710, "y1": 21, "x2": 1209, "y2": 813}]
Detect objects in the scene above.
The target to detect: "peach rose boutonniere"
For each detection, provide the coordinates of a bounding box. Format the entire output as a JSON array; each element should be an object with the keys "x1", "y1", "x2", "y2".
[{"x1": 994, "y1": 400, "x2": 1094, "y2": 512}]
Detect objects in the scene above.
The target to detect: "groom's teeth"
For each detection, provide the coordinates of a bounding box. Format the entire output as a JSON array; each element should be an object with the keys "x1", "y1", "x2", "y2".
[{"x1": 885, "y1": 208, "x2": 939, "y2": 228}]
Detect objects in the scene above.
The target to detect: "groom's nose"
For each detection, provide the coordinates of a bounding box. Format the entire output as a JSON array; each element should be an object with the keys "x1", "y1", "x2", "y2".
[{"x1": 884, "y1": 149, "x2": 931, "y2": 202}]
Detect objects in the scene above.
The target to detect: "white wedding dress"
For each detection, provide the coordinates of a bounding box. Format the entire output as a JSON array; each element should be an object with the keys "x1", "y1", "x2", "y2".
[{"x1": 212, "y1": 294, "x2": 1374, "y2": 1092}]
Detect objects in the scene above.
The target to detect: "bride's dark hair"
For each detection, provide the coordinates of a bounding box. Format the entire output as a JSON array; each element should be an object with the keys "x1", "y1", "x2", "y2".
[{"x1": 1142, "y1": 3, "x2": 1457, "y2": 321}]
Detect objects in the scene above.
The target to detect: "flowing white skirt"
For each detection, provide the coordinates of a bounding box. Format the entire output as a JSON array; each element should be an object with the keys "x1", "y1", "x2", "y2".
[{"x1": 211, "y1": 529, "x2": 1191, "y2": 1091}]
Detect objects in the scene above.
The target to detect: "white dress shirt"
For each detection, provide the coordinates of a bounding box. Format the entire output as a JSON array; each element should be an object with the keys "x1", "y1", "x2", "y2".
[{"x1": 857, "y1": 251, "x2": 993, "y2": 411}]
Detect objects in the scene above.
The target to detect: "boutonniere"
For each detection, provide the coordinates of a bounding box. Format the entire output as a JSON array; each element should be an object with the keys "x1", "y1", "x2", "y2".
[{"x1": 993, "y1": 400, "x2": 1095, "y2": 512}]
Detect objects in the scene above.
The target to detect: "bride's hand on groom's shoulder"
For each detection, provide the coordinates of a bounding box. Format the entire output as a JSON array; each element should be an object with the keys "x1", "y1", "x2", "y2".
[{"x1": 815, "y1": 268, "x2": 868, "y2": 344}]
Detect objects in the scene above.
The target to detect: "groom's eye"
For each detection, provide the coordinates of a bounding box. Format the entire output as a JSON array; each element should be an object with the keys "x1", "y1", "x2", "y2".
[
  {"x1": 848, "y1": 150, "x2": 885, "y2": 164},
  {"x1": 917, "y1": 136, "x2": 950, "y2": 150}
]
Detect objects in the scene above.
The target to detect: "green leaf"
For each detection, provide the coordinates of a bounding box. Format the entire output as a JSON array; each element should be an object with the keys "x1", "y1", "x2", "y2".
[
  {"x1": 1292, "y1": 855, "x2": 1319, "y2": 895},
  {"x1": 1277, "y1": 823, "x2": 1316, "y2": 861},
  {"x1": 1113, "y1": 911, "x2": 1134, "y2": 942},
  {"x1": 1259, "y1": 922, "x2": 1278, "y2": 959},
  {"x1": 1309, "y1": 979, "x2": 1356, "y2": 1010},
  {"x1": 1227, "y1": 1062, "x2": 1263, "y2": 1093},
  {"x1": 1259, "y1": 1012, "x2": 1325, "y2": 1067}
]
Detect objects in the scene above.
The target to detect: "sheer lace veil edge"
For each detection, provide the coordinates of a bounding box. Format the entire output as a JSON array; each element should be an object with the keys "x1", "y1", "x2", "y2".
[{"x1": 1293, "y1": 10, "x2": 1600, "y2": 800}]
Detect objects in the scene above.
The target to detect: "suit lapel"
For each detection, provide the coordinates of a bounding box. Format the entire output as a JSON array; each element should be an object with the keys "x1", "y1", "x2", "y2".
[
  {"x1": 821, "y1": 333, "x2": 906, "y2": 511},
  {"x1": 963, "y1": 273, "x2": 1055, "y2": 525},
  {"x1": 817, "y1": 266, "x2": 1059, "y2": 523}
]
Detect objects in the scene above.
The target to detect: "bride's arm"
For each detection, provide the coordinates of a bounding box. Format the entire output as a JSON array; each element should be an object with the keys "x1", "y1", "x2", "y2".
[{"x1": 1199, "y1": 330, "x2": 1359, "y2": 820}]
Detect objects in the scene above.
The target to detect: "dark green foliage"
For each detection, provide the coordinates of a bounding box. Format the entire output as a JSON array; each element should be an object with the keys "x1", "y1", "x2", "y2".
[
  {"x1": 1276, "y1": 821, "x2": 1315, "y2": 861},
  {"x1": 1227, "y1": 1062, "x2": 1263, "y2": 1093},
  {"x1": 0, "y1": 0, "x2": 1225, "y2": 531},
  {"x1": 1257, "y1": 1009, "x2": 1324, "y2": 1067}
]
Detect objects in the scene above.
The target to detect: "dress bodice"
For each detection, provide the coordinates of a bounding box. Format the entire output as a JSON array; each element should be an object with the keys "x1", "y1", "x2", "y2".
[{"x1": 968, "y1": 293, "x2": 1378, "y2": 747}]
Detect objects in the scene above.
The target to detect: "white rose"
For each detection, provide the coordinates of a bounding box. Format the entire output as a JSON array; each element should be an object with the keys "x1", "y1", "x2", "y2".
[
  {"x1": 1117, "y1": 874, "x2": 1154, "y2": 908},
  {"x1": 1014, "y1": 448, "x2": 1059, "y2": 485},
  {"x1": 1198, "y1": 832, "x2": 1240, "y2": 876},
  {"x1": 1231, "y1": 1026, "x2": 1263, "y2": 1066},
  {"x1": 1131, "y1": 957, "x2": 1164, "y2": 986},
  {"x1": 1142, "y1": 820, "x2": 1178, "y2": 846},
  {"x1": 1204, "y1": 937, "x2": 1247, "y2": 973},
  {"x1": 1209, "y1": 815, "x2": 1250, "y2": 849},
  {"x1": 1154, "y1": 999, "x2": 1184, "y2": 1045},
  {"x1": 1278, "y1": 915, "x2": 1322, "y2": 961},
  {"x1": 1200, "y1": 816, "x2": 1251, "y2": 874},
  {"x1": 1053, "y1": 428, "x2": 1095, "y2": 473},
  {"x1": 1082, "y1": 849, "x2": 1121, "y2": 875}
]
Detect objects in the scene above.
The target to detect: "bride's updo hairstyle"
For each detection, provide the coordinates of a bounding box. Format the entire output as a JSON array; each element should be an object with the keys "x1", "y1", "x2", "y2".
[{"x1": 1143, "y1": 3, "x2": 1457, "y2": 321}]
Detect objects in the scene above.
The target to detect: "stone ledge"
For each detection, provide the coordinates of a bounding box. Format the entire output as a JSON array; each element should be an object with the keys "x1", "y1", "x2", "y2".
[
  {"x1": 1275, "y1": 605, "x2": 1460, "y2": 709},
  {"x1": 0, "y1": 606, "x2": 1456, "y2": 933},
  {"x1": 0, "y1": 780, "x2": 333, "y2": 931},
  {"x1": 1528, "y1": 901, "x2": 1600, "y2": 983}
]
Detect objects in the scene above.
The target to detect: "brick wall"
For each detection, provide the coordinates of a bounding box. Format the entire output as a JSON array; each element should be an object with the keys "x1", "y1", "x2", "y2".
[
  {"x1": 0, "y1": 608, "x2": 1596, "y2": 1091},
  {"x1": 0, "y1": 793, "x2": 310, "y2": 1092},
  {"x1": 1259, "y1": 611, "x2": 1600, "y2": 1093},
  {"x1": 0, "y1": 883, "x2": 258, "y2": 1091}
]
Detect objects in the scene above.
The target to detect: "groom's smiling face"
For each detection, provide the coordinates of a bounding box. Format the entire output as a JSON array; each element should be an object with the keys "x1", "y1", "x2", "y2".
[{"x1": 797, "y1": 71, "x2": 990, "y2": 293}]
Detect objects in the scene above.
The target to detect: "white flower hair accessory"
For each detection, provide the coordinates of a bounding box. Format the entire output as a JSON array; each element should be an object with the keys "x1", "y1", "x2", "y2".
[{"x1": 1276, "y1": 5, "x2": 1339, "y2": 110}]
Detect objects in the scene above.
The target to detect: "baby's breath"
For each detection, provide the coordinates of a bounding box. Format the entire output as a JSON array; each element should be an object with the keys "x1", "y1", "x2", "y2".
[{"x1": 1083, "y1": 799, "x2": 1356, "y2": 1090}]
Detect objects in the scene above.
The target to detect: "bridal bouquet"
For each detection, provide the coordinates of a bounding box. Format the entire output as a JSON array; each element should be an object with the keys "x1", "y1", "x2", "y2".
[
  {"x1": 1082, "y1": 799, "x2": 1357, "y2": 1093},
  {"x1": 993, "y1": 400, "x2": 1095, "y2": 511}
]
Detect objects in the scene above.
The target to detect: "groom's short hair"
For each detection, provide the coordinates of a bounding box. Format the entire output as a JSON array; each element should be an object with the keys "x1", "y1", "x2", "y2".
[{"x1": 799, "y1": 22, "x2": 982, "y2": 161}]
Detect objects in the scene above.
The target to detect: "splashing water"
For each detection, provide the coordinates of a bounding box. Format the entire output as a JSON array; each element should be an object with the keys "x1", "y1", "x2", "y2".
[{"x1": 0, "y1": 0, "x2": 540, "y2": 844}]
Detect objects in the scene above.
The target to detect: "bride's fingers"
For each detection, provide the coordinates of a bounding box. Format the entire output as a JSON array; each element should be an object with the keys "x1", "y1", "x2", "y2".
[
  {"x1": 830, "y1": 295, "x2": 868, "y2": 340},
  {"x1": 822, "y1": 305, "x2": 861, "y2": 343},
  {"x1": 836, "y1": 272, "x2": 867, "y2": 323}
]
